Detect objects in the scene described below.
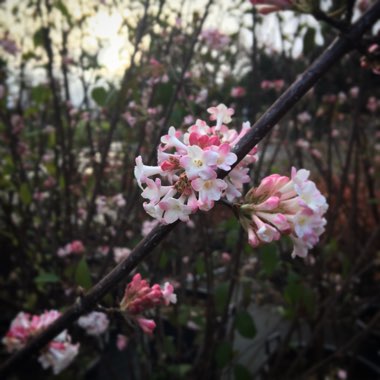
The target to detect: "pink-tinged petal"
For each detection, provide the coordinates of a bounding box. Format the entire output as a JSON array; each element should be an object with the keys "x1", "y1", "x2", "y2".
[
  {"x1": 116, "y1": 334, "x2": 128, "y2": 351},
  {"x1": 136, "y1": 317, "x2": 156, "y2": 335}
]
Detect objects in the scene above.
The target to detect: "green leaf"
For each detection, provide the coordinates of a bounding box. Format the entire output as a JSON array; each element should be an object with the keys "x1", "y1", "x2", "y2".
[
  {"x1": 234, "y1": 364, "x2": 252, "y2": 380},
  {"x1": 235, "y1": 310, "x2": 256, "y2": 338},
  {"x1": 195, "y1": 256, "x2": 205, "y2": 275},
  {"x1": 75, "y1": 257, "x2": 92, "y2": 289},
  {"x1": 215, "y1": 341, "x2": 233, "y2": 368},
  {"x1": 91, "y1": 87, "x2": 108, "y2": 107},
  {"x1": 159, "y1": 251, "x2": 169, "y2": 269},
  {"x1": 302, "y1": 286, "x2": 316, "y2": 317},
  {"x1": 303, "y1": 27, "x2": 316, "y2": 56},
  {"x1": 54, "y1": 0, "x2": 71, "y2": 21},
  {"x1": 19, "y1": 183, "x2": 32, "y2": 205},
  {"x1": 284, "y1": 273, "x2": 301, "y2": 306},
  {"x1": 260, "y1": 243, "x2": 279, "y2": 276},
  {"x1": 34, "y1": 272, "x2": 60, "y2": 284},
  {"x1": 177, "y1": 305, "x2": 190, "y2": 326},
  {"x1": 163, "y1": 336, "x2": 176, "y2": 356},
  {"x1": 59, "y1": 175, "x2": 65, "y2": 190},
  {"x1": 31, "y1": 85, "x2": 50, "y2": 104},
  {"x1": 33, "y1": 28, "x2": 44, "y2": 47},
  {"x1": 214, "y1": 282, "x2": 229, "y2": 315},
  {"x1": 168, "y1": 364, "x2": 191, "y2": 377}
]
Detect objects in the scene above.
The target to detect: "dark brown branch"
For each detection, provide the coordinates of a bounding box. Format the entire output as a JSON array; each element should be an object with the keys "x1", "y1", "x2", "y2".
[{"x1": 1, "y1": 1, "x2": 379, "y2": 377}]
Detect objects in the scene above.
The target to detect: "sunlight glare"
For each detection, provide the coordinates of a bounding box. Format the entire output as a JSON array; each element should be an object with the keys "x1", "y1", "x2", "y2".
[{"x1": 86, "y1": 10, "x2": 132, "y2": 77}]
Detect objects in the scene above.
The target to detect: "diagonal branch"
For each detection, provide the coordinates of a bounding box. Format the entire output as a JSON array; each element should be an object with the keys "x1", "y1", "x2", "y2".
[{"x1": 1, "y1": 2, "x2": 379, "y2": 377}]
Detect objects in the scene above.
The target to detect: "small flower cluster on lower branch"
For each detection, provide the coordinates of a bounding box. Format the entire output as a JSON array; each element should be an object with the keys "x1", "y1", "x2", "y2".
[
  {"x1": 2, "y1": 310, "x2": 79, "y2": 374},
  {"x1": 120, "y1": 273, "x2": 177, "y2": 335},
  {"x1": 237, "y1": 167, "x2": 328, "y2": 258}
]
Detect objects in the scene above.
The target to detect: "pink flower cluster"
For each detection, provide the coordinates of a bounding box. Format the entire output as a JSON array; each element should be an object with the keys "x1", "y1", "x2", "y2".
[
  {"x1": 57, "y1": 240, "x2": 85, "y2": 257},
  {"x1": 120, "y1": 273, "x2": 177, "y2": 335},
  {"x1": 238, "y1": 168, "x2": 328, "y2": 258},
  {"x1": 134, "y1": 104, "x2": 257, "y2": 224},
  {"x1": 2, "y1": 310, "x2": 79, "y2": 374}
]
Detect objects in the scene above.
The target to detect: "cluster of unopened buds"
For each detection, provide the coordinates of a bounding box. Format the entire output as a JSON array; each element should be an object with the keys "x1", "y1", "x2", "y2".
[
  {"x1": 2, "y1": 310, "x2": 79, "y2": 374},
  {"x1": 120, "y1": 273, "x2": 177, "y2": 335},
  {"x1": 237, "y1": 168, "x2": 328, "y2": 258},
  {"x1": 134, "y1": 104, "x2": 257, "y2": 224}
]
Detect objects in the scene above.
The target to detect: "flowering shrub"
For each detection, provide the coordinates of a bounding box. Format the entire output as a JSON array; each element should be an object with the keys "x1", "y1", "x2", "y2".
[{"x1": 0, "y1": 0, "x2": 379, "y2": 378}]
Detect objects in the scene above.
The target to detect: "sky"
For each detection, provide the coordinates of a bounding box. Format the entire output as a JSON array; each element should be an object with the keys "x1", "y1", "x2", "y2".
[{"x1": 1, "y1": 0, "x2": 371, "y2": 106}]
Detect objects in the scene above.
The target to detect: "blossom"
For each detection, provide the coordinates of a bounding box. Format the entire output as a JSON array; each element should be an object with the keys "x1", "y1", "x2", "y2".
[
  {"x1": 237, "y1": 167, "x2": 328, "y2": 258},
  {"x1": 120, "y1": 274, "x2": 177, "y2": 335},
  {"x1": 201, "y1": 28, "x2": 230, "y2": 50},
  {"x1": 180, "y1": 145, "x2": 218, "y2": 179},
  {"x1": 366, "y1": 96, "x2": 379, "y2": 113},
  {"x1": 113, "y1": 247, "x2": 132, "y2": 263},
  {"x1": 57, "y1": 240, "x2": 85, "y2": 257},
  {"x1": 116, "y1": 334, "x2": 128, "y2": 350},
  {"x1": 136, "y1": 317, "x2": 156, "y2": 335},
  {"x1": 214, "y1": 143, "x2": 237, "y2": 171},
  {"x1": 38, "y1": 331, "x2": 79, "y2": 375},
  {"x1": 159, "y1": 196, "x2": 193, "y2": 224},
  {"x1": 261, "y1": 79, "x2": 285, "y2": 91},
  {"x1": 141, "y1": 219, "x2": 160, "y2": 236},
  {"x1": 134, "y1": 156, "x2": 164, "y2": 189},
  {"x1": 134, "y1": 104, "x2": 256, "y2": 224},
  {"x1": 231, "y1": 86, "x2": 246, "y2": 98},
  {"x1": 162, "y1": 282, "x2": 178, "y2": 305},
  {"x1": 207, "y1": 104, "x2": 234, "y2": 130},
  {"x1": 120, "y1": 274, "x2": 164, "y2": 314},
  {"x1": 2, "y1": 312, "x2": 31, "y2": 352},
  {"x1": 78, "y1": 312, "x2": 109, "y2": 336},
  {"x1": 2, "y1": 311, "x2": 79, "y2": 374},
  {"x1": 297, "y1": 111, "x2": 311, "y2": 124},
  {"x1": 191, "y1": 174, "x2": 227, "y2": 210},
  {"x1": 0, "y1": 33, "x2": 19, "y2": 55},
  {"x1": 221, "y1": 252, "x2": 231, "y2": 263}
]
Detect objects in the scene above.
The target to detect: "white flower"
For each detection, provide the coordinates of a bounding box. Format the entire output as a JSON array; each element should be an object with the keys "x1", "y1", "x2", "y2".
[
  {"x1": 191, "y1": 174, "x2": 227, "y2": 210},
  {"x1": 207, "y1": 104, "x2": 234, "y2": 130},
  {"x1": 161, "y1": 282, "x2": 177, "y2": 305},
  {"x1": 160, "y1": 126, "x2": 188, "y2": 153},
  {"x1": 113, "y1": 248, "x2": 132, "y2": 263},
  {"x1": 180, "y1": 145, "x2": 218, "y2": 180},
  {"x1": 38, "y1": 331, "x2": 79, "y2": 374},
  {"x1": 159, "y1": 196, "x2": 192, "y2": 224},
  {"x1": 134, "y1": 156, "x2": 163, "y2": 189},
  {"x1": 78, "y1": 312, "x2": 109, "y2": 336}
]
